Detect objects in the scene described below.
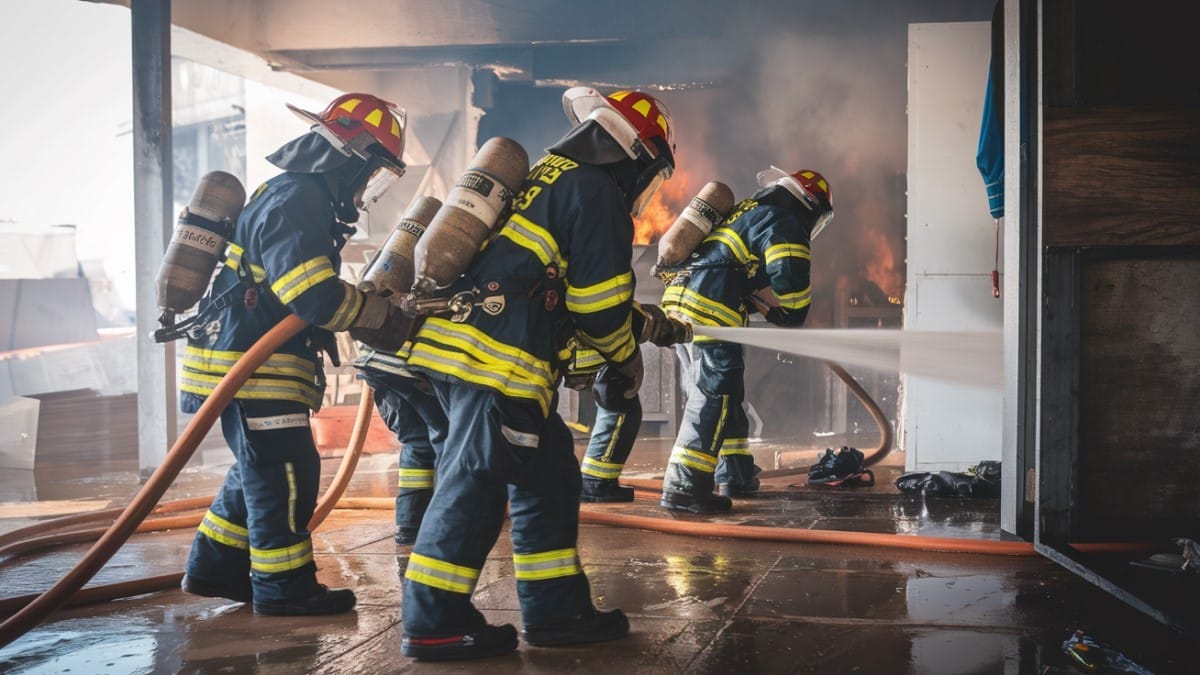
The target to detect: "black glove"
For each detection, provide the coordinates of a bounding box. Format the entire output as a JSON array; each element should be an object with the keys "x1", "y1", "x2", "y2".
[
  {"x1": 764, "y1": 306, "x2": 805, "y2": 327},
  {"x1": 562, "y1": 371, "x2": 597, "y2": 391},
  {"x1": 637, "y1": 304, "x2": 693, "y2": 347},
  {"x1": 592, "y1": 352, "x2": 643, "y2": 412},
  {"x1": 348, "y1": 293, "x2": 413, "y2": 352}
]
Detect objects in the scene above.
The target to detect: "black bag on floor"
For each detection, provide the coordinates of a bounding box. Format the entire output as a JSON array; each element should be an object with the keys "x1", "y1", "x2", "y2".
[{"x1": 807, "y1": 446, "x2": 875, "y2": 487}]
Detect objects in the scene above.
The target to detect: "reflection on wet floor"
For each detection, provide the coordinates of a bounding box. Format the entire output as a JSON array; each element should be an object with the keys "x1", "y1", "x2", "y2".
[{"x1": 0, "y1": 438, "x2": 1185, "y2": 674}]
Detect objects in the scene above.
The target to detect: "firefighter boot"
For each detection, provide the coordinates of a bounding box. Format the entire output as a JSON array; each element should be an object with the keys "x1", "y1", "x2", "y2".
[
  {"x1": 580, "y1": 477, "x2": 634, "y2": 503},
  {"x1": 660, "y1": 489, "x2": 732, "y2": 514},
  {"x1": 522, "y1": 607, "x2": 630, "y2": 647},
  {"x1": 401, "y1": 623, "x2": 519, "y2": 661},
  {"x1": 181, "y1": 574, "x2": 252, "y2": 603},
  {"x1": 253, "y1": 585, "x2": 357, "y2": 616}
]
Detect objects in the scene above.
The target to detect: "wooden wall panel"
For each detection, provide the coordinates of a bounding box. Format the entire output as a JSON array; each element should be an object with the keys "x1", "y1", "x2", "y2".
[
  {"x1": 1043, "y1": 107, "x2": 1200, "y2": 247},
  {"x1": 1076, "y1": 258, "x2": 1200, "y2": 538}
]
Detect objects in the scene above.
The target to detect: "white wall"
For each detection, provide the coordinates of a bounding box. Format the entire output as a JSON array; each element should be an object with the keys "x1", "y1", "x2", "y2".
[{"x1": 903, "y1": 22, "x2": 1003, "y2": 471}]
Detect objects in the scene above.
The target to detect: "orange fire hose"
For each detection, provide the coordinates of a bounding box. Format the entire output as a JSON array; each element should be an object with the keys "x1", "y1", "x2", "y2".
[
  {"x1": 0, "y1": 496, "x2": 214, "y2": 550},
  {"x1": 0, "y1": 349, "x2": 1154, "y2": 641},
  {"x1": 0, "y1": 314, "x2": 309, "y2": 648},
  {"x1": 0, "y1": 380, "x2": 375, "y2": 625}
]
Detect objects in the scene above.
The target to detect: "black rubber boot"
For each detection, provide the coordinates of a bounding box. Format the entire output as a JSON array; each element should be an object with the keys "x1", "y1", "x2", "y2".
[
  {"x1": 181, "y1": 574, "x2": 252, "y2": 603},
  {"x1": 580, "y1": 478, "x2": 635, "y2": 503},
  {"x1": 394, "y1": 526, "x2": 419, "y2": 545},
  {"x1": 660, "y1": 490, "x2": 732, "y2": 514},
  {"x1": 522, "y1": 607, "x2": 629, "y2": 647},
  {"x1": 401, "y1": 623, "x2": 519, "y2": 661},
  {"x1": 717, "y1": 474, "x2": 761, "y2": 498},
  {"x1": 252, "y1": 584, "x2": 357, "y2": 616}
]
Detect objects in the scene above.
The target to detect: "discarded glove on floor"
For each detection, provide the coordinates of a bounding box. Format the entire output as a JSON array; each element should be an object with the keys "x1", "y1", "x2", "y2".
[
  {"x1": 806, "y1": 446, "x2": 875, "y2": 487},
  {"x1": 895, "y1": 461, "x2": 1000, "y2": 498}
]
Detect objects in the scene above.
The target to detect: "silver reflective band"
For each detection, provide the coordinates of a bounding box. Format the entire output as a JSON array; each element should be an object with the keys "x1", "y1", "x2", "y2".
[
  {"x1": 246, "y1": 413, "x2": 310, "y2": 431},
  {"x1": 501, "y1": 425, "x2": 539, "y2": 448}
]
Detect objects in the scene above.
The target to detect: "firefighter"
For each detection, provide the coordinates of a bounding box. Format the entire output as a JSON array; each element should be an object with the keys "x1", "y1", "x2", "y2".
[
  {"x1": 659, "y1": 167, "x2": 834, "y2": 514},
  {"x1": 353, "y1": 348, "x2": 448, "y2": 544},
  {"x1": 397, "y1": 88, "x2": 678, "y2": 660},
  {"x1": 574, "y1": 303, "x2": 689, "y2": 502},
  {"x1": 180, "y1": 92, "x2": 411, "y2": 615}
]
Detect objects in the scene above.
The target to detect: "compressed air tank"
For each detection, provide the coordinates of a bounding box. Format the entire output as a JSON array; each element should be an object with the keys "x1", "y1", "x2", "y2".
[
  {"x1": 359, "y1": 196, "x2": 442, "y2": 298},
  {"x1": 155, "y1": 171, "x2": 246, "y2": 314},
  {"x1": 410, "y1": 136, "x2": 529, "y2": 296},
  {"x1": 656, "y1": 181, "x2": 736, "y2": 268}
]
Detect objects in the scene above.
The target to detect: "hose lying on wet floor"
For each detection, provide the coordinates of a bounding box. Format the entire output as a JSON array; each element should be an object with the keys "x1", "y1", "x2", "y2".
[
  {"x1": 0, "y1": 350, "x2": 1153, "y2": 643},
  {"x1": 0, "y1": 315, "x2": 311, "y2": 648}
]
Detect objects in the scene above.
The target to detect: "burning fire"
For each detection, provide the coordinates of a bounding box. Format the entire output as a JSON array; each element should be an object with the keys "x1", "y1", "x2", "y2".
[
  {"x1": 632, "y1": 168, "x2": 695, "y2": 244},
  {"x1": 861, "y1": 226, "x2": 904, "y2": 300}
]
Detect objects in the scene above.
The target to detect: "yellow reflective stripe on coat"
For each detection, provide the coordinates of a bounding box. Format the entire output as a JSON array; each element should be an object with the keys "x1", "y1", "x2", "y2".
[
  {"x1": 569, "y1": 348, "x2": 606, "y2": 374},
  {"x1": 582, "y1": 456, "x2": 624, "y2": 480},
  {"x1": 764, "y1": 242, "x2": 811, "y2": 265},
  {"x1": 406, "y1": 343, "x2": 553, "y2": 415},
  {"x1": 250, "y1": 540, "x2": 313, "y2": 574},
  {"x1": 718, "y1": 437, "x2": 752, "y2": 457},
  {"x1": 776, "y1": 286, "x2": 812, "y2": 310},
  {"x1": 198, "y1": 510, "x2": 249, "y2": 550},
  {"x1": 181, "y1": 372, "x2": 322, "y2": 409},
  {"x1": 577, "y1": 316, "x2": 636, "y2": 363},
  {"x1": 183, "y1": 346, "x2": 317, "y2": 380},
  {"x1": 705, "y1": 227, "x2": 754, "y2": 265},
  {"x1": 407, "y1": 318, "x2": 555, "y2": 413},
  {"x1": 272, "y1": 256, "x2": 336, "y2": 305},
  {"x1": 405, "y1": 552, "x2": 480, "y2": 595},
  {"x1": 318, "y1": 282, "x2": 363, "y2": 331},
  {"x1": 662, "y1": 286, "x2": 744, "y2": 327},
  {"x1": 512, "y1": 548, "x2": 582, "y2": 581},
  {"x1": 566, "y1": 271, "x2": 633, "y2": 314},
  {"x1": 223, "y1": 243, "x2": 267, "y2": 282},
  {"x1": 499, "y1": 213, "x2": 565, "y2": 268},
  {"x1": 669, "y1": 446, "x2": 718, "y2": 473},
  {"x1": 398, "y1": 468, "x2": 435, "y2": 489}
]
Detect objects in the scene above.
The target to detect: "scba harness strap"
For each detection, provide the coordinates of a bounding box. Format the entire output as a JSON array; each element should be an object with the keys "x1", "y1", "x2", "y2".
[{"x1": 404, "y1": 264, "x2": 567, "y2": 323}]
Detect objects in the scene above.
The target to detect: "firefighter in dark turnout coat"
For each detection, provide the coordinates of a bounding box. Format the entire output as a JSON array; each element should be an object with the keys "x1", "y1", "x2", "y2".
[
  {"x1": 397, "y1": 87, "x2": 678, "y2": 661},
  {"x1": 181, "y1": 93, "x2": 410, "y2": 615},
  {"x1": 659, "y1": 167, "x2": 834, "y2": 514}
]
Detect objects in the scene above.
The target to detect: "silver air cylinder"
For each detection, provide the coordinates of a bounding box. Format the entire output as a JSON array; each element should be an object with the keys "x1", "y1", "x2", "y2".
[
  {"x1": 359, "y1": 196, "x2": 442, "y2": 298},
  {"x1": 155, "y1": 171, "x2": 246, "y2": 314},
  {"x1": 656, "y1": 181, "x2": 735, "y2": 268},
  {"x1": 410, "y1": 136, "x2": 529, "y2": 296}
]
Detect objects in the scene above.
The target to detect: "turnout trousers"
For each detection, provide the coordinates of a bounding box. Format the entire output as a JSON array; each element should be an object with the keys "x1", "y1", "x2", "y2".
[
  {"x1": 185, "y1": 400, "x2": 322, "y2": 603},
  {"x1": 581, "y1": 396, "x2": 643, "y2": 483},
  {"x1": 358, "y1": 368, "x2": 447, "y2": 532},
  {"x1": 401, "y1": 379, "x2": 593, "y2": 637},
  {"x1": 662, "y1": 341, "x2": 758, "y2": 496}
]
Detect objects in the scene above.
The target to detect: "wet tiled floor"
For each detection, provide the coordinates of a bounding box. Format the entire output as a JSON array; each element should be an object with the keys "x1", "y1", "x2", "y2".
[{"x1": 0, "y1": 437, "x2": 1188, "y2": 673}]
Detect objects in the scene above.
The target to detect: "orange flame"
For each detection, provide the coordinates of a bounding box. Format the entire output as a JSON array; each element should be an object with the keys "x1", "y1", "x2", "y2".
[
  {"x1": 861, "y1": 226, "x2": 904, "y2": 299},
  {"x1": 632, "y1": 167, "x2": 695, "y2": 245}
]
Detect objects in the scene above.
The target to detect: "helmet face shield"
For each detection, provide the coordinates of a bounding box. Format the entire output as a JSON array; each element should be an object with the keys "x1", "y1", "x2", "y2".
[
  {"x1": 356, "y1": 163, "x2": 405, "y2": 210},
  {"x1": 630, "y1": 167, "x2": 667, "y2": 218},
  {"x1": 810, "y1": 209, "x2": 835, "y2": 240}
]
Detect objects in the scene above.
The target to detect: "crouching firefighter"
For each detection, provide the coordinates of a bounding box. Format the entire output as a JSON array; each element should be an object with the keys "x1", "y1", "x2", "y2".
[
  {"x1": 397, "y1": 87, "x2": 679, "y2": 660},
  {"x1": 658, "y1": 167, "x2": 833, "y2": 514},
  {"x1": 177, "y1": 92, "x2": 412, "y2": 615},
  {"x1": 569, "y1": 302, "x2": 692, "y2": 502}
]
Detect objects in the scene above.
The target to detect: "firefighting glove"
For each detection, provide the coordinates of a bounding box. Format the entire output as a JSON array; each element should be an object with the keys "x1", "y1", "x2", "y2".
[
  {"x1": 637, "y1": 304, "x2": 693, "y2": 347},
  {"x1": 348, "y1": 293, "x2": 412, "y2": 352},
  {"x1": 764, "y1": 306, "x2": 802, "y2": 327},
  {"x1": 592, "y1": 353, "x2": 643, "y2": 412}
]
